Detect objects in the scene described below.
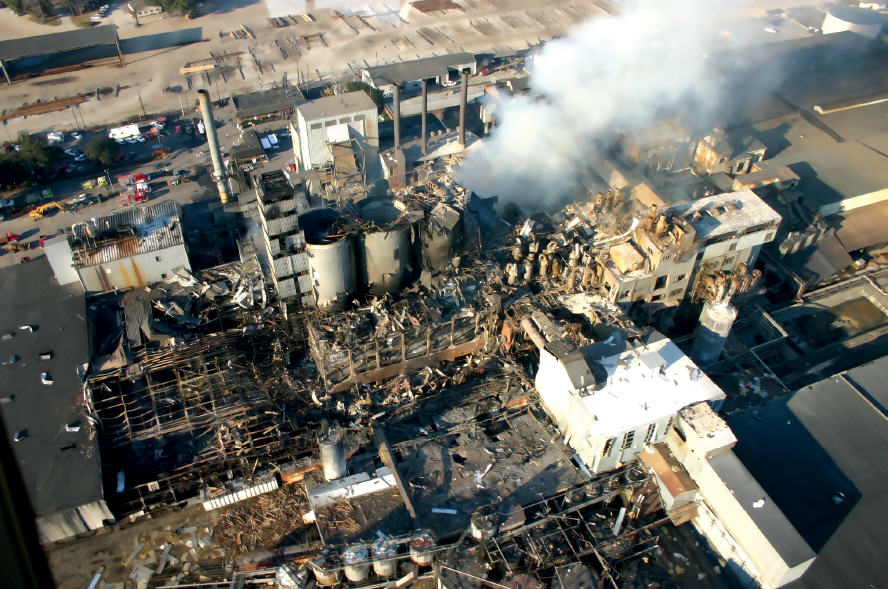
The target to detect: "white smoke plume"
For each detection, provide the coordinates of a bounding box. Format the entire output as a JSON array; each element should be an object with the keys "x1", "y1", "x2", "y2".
[{"x1": 455, "y1": 0, "x2": 777, "y2": 209}]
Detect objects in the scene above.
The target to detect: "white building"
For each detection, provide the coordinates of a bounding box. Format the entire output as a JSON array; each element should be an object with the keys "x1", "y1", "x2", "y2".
[
  {"x1": 46, "y1": 201, "x2": 191, "y2": 293},
  {"x1": 290, "y1": 91, "x2": 379, "y2": 172},
  {"x1": 529, "y1": 316, "x2": 725, "y2": 475},
  {"x1": 663, "y1": 404, "x2": 816, "y2": 588}
]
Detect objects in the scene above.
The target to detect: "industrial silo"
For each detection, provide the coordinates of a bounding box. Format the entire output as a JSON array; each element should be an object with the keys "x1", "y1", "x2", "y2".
[
  {"x1": 421, "y1": 202, "x2": 461, "y2": 273},
  {"x1": 822, "y1": 6, "x2": 884, "y2": 39},
  {"x1": 356, "y1": 198, "x2": 414, "y2": 295},
  {"x1": 299, "y1": 208, "x2": 356, "y2": 311},
  {"x1": 691, "y1": 302, "x2": 737, "y2": 366}
]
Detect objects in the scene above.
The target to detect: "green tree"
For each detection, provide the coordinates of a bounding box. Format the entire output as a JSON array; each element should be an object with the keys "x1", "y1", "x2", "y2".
[
  {"x1": 17, "y1": 135, "x2": 59, "y2": 172},
  {"x1": 84, "y1": 135, "x2": 120, "y2": 166},
  {"x1": 6, "y1": 0, "x2": 24, "y2": 15},
  {"x1": 0, "y1": 153, "x2": 29, "y2": 190},
  {"x1": 157, "y1": 0, "x2": 194, "y2": 15},
  {"x1": 344, "y1": 81, "x2": 385, "y2": 114}
]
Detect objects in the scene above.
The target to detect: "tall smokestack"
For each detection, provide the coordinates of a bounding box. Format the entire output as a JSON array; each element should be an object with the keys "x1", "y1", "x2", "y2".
[
  {"x1": 393, "y1": 83, "x2": 401, "y2": 151},
  {"x1": 197, "y1": 90, "x2": 229, "y2": 204},
  {"x1": 421, "y1": 79, "x2": 428, "y2": 155},
  {"x1": 458, "y1": 70, "x2": 468, "y2": 146}
]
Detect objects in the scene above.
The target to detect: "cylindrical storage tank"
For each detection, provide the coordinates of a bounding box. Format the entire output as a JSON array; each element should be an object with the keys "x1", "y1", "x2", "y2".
[
  {"x1": 822, "y1": 6, "x2": 884, "y2": 39},
  {"x1": 276, "y1": 564, "x2": 313, "y2": 589},
  {"x1": 371, "y1": 536, "x2": 398, "y2": 577},
  {"x1": 341, "y1": 542, "x2": 370, "y2": 583},
  {"x1": 691, "y1": 302, "x2": 737, "y2": 366},
  {"x1": 469, "y1": 505, "x2": 498, "y2": 541},
  {"x1": 299, "y1": 208, "x2": 355, "y2": 311},
  {"x1": 356, "y1": 198, "x2": 414, "y2": 295},
  {"x1": 318, "y1": 425, "x2": 347, "y2": 481},
  {"x1": 409, "y1": 530, "x2": 436, "y2": 566},
  {"x1": 421, "y1": 203, "x2": 460, "y2": 273},
  {"x1": 310, "y1": 551, "x2": 340, "y2": 587}
]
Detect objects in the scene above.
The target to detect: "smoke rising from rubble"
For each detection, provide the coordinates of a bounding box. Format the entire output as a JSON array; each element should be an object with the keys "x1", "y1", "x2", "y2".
[{"x1": 455, "y1": 0, "x2": 778, "y2": 209}]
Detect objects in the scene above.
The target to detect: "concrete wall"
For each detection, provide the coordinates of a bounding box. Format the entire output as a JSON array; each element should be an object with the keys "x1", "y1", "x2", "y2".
[
  {"x1": 78, "y1": 244, "x2": 190, "y2": 293},
  {"x1": 36, "y1": 500, "x2": 113, "y2": 544},
  {"x1": 44, "y1": 236, "x2": 80, "y2": 286},
  {"x1": 298, "y1": 108, "x2": 378, "y2": 170}
]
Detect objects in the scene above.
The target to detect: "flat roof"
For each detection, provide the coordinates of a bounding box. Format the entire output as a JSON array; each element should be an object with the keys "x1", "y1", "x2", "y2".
[
  {"x1": 230, "y1": 129, "x2": 266, "y2": 162},
  {"x1": 727, "y1": 356, "x2": 888, "y2": 587},
  {"x1": 0, "y1": 25, "x2": 118, "y2": 62},
  {"x1": 0, "y1": 258, "x2": 103, "y2": 516},
  {"x1": 296, "y1": 91, "x2": 376, "y2": 122},
  {"x1": 833, "y1": 201, "x2": 888, "y2": 252},
  {"x1": 668, "y1": 189, "x2": 781, "y2": 242},
  {"x1": 71, "y1": 200, "x2": 184, "y2": 268},
  {"x1": 708, "y1": 451, "x2": 815, "y2": 567},
  {"x1": 576, "y1": 332, "x2": 725, "y2": 438},
  {"x1": 364, "y1": 52, "x2": 475, "y2": 86},
  {"x1": 233, "y1": 86, "x2": 305, "y2": 120}
]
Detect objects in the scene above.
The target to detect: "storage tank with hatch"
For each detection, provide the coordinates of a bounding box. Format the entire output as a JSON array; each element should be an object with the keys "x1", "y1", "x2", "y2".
[
  {"x1": 421, "y1": 202, "x2": 461, "y2": 273},
  {"x1": 299, "y1": 208, "x2": 356, "y2": 311},
  {"x1": 356, "y1": 197, "x2": 414, "y2": 295},
  {"x1": 409, "y1": 530, "x2": 436, "y2": 566},
  {"x1": 341, "y1": 542, "x2": 370, "y2": 583},
  {"x1": 371, "y1": 535, "x2": 398, "y2": 577}
]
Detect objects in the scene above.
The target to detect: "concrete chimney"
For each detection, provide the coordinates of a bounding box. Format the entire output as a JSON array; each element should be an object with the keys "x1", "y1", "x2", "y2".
[
  {"x1": 393, "y1": 83, "x2": 401, "y2": 151},
  {"x1": 197, "y1": 90, "x2": 229, "y2": 204},
  {"x1": 458, "y1": 70, "x2": 468, "y2": 146},
  {"x1": 421, "y1": 79, "x2": 428, "y2": 155}
]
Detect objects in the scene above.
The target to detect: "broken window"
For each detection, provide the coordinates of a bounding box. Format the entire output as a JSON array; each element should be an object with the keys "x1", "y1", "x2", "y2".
[
  {"x1": 669, "y1": 288, "x2": 683, "y2": 297},
  {"x1": 602, "y1": 437, "x2": 615, "y2": 458},
  {"x1": 676, "y1": 274, "x2": 687, "y2": 282},
  {"x1": 651, "y1": 294, "x2": 663, "y2": 302},
  {"x1": 621, "y1": 430, "x2": 635, "y2": 449},
  {"x1": 654, "y1": 275, "x2": 667, "y2": 290},
  {"x1": 645, "y1": 423, "x2": 657, "y2": 443},
  {"x1": 728, "y1": 242, "x2": 737, "y2": 252}
]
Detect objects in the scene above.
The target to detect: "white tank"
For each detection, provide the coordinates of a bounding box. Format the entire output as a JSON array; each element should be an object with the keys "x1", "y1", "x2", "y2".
[
  {"x1": 299, "y1": 209, "x2": 355, "y2": 311},
  {"x1": 822, "y1": 6, "x2": 883, "y2": 39},
  {"x1": 691, "y1": 302, "x2": 737, "y2": 366},
  {"x1": 371, "y1": 536, "x2": 398, "y2": 577},
  {"x1": 409, "y1": 530, "x2": 436, "y2": 566},
  {"x1": 341, "y1": 542, "x2": 370, "y2": 583},
  {"x1": 357, "y1": 198, "x2": 414, "y2": 295},
  {"x1": 310, "y1": 551, "x2": 340, "y2": 587}
]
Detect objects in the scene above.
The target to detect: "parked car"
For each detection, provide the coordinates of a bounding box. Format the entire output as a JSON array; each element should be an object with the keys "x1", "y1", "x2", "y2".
[
  {"x1": 70, "y1": 131, "x2": 82, "y2": 140},
  {"x1": 64, "y1": 148, "x2": 80, "y2": 157},
  {"x1": 74, "y1": 154, "x2": 87, "y2": 162}
]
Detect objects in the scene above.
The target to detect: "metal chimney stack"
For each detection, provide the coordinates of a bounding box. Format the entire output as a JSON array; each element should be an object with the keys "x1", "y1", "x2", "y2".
[
  {"x1": 458, "y1": 70, "x2": 468, "y2": 146},
  {"x1": 393, "y1": 83, "x2": 401, "y2": 152},
  {"x1": 197, "y1": 89, "x2": 229, "y2": 204},
  {"x1": 421, "y1": 80, "x2": 428, "y2": 155}
]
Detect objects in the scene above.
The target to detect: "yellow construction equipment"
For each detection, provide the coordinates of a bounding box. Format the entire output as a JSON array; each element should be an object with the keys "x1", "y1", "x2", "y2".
[{"x1": 29, "y1": 201, "x2": 63, "y2": 220}]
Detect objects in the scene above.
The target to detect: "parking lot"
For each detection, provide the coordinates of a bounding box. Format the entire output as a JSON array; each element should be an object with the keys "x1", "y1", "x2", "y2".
[{"x1": 0, "y1": 104, "x2": 299, "y2": 269}]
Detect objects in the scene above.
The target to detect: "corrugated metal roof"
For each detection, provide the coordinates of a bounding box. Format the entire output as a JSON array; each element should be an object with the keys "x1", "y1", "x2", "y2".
[
  {"x1": 72, "y1": 200, "x2": 185, "y2": 268},
  {"x1": 0, "y1": 25, "x2": 118, "y2": 61},
  {"x1": 364, "y1": 52, "x2": 475, "y2": 86}
]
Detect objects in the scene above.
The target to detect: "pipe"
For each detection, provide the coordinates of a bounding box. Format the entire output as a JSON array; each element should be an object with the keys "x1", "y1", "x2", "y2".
[
  {"x1": 393, "y1": 83, "x2": 401, "y2": 151},
  {"x1": 520, "y1": 318, "x2": 547, "y2": 350},
  {"x1": 458, "y1": 70, "x2": 468, "y2": 146},
  {"x1": 421, "y1": 80, "x2": 428, "y2": 155},
  {"x1": 197, "y1": 90, "x2": 229, "y2": 204}
]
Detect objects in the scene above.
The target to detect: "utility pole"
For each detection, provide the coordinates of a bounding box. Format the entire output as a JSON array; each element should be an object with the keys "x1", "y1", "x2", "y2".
[{"x1": 137, "y1": 91, "x2": 147, "y2": 119}]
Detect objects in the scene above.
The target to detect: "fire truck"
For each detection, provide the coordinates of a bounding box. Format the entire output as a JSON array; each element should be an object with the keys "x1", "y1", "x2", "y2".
[{"x1": 118, "y1": 173, "x2": 151, "y2": 204}]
